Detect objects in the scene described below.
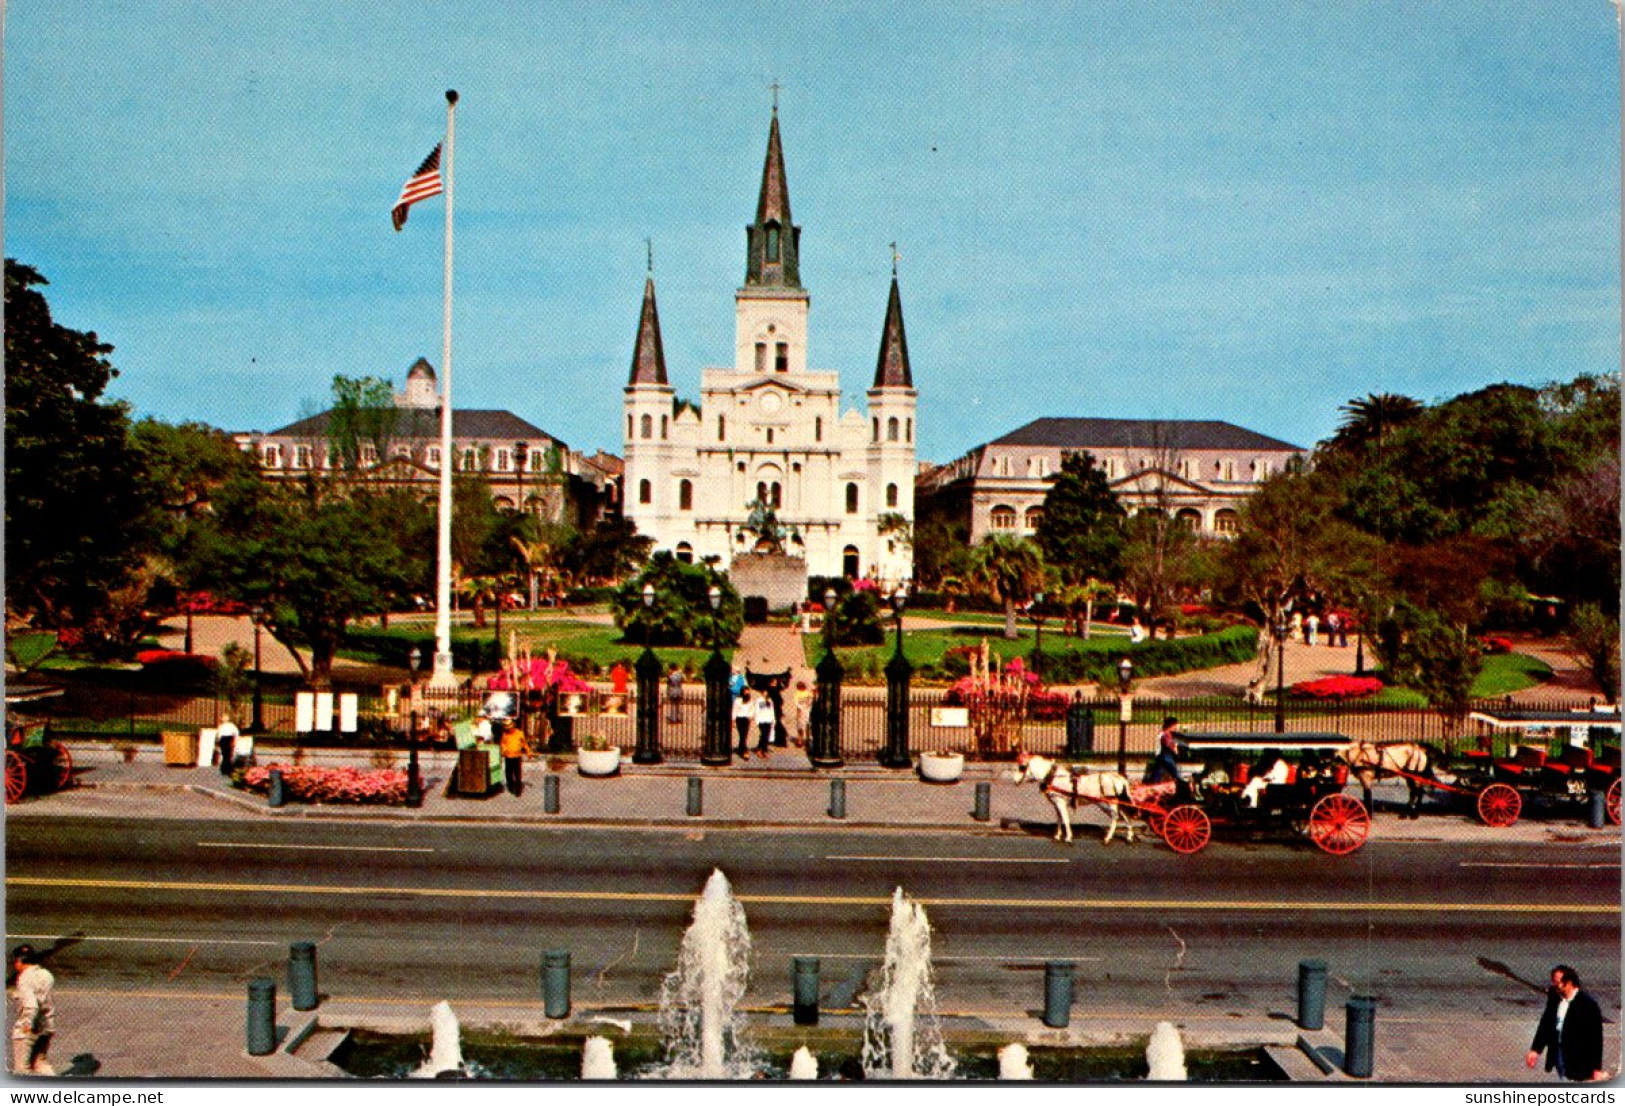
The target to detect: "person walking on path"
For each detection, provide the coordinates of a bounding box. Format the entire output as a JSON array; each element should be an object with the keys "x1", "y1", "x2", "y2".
[
  {"x1": 792, "y1": 680, "x2": 813, "y2": 746},
  {"x1": 1306, "y1": 613, "x2": 1319, "y2": 646},
  {"x1": 499, "y1": 720, "x2": 530, "y2": 797},
  {"x1": 754, "y1": 689, "x2": 777, "y2": 757},
  {"x1": 1527, "y1": 965, "x2": 1607, "y2": 1081},
  {"x1": 665, "y1": 667, "x2": 684, "y2": 725},
  {"x1": 733, "y1": 689, "x2": 755, "y2": 758},
  {"x1": 10, "y1": 944, "x2": 55, "y2": 1076},
  {"x1": 215, "y1": 714, "x2": 240, "y2": 777}
]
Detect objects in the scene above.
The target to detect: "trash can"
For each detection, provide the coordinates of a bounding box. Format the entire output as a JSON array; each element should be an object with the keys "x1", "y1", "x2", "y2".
[{"x1": 162, "y1": 730, "x2": 198, "y2": 766}]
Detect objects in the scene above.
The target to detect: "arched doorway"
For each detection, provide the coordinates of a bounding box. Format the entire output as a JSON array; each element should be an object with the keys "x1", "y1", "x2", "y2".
[{"x1": 842, "y1": 545, "x2": 860, "y2": 579}]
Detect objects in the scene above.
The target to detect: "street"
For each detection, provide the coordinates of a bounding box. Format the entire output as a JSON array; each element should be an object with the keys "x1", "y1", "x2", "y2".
[{"x1": 7, "y1": 815, "x2": 1617, "y2": 1030}]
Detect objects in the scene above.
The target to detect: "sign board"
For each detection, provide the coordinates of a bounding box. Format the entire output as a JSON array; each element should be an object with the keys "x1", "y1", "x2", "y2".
[
  {"x1": 315, "y1": 692, "x2": 335, "y2": 732},
  {"x1": 339, "y1": 693, "x2": 358, "y2": 733},
  {"x1": 1120, "y1": 695, "x2": 1134, "y2": 723},
  {"x1": 197, "y1": 728, "x2": 217, "y2": 767},
  {"x1": 295, "y1": 692, "x2": 315, "y2": 733},
  {"x1": 930, "y1": 707, "x2": 970, "y2": 728}
]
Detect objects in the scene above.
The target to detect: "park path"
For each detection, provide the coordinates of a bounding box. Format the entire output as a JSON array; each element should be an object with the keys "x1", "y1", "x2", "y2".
[{"x1": 733, "y1": 624, "x2": 816, "y2": 689}]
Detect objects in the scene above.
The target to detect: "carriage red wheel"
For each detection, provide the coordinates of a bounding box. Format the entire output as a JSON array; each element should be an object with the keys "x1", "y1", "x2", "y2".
[
  {"x1": 1477, "y1": 783, "x2": 1521, "y2": 827},
  {"x1": 1142, "y1": 804, "x2": 1168, "y2": 838},
  {"x1": 5, "y1": 750, "x2": 27, "y2": 804},
  {"x1": 46, "y1": 741, "x2": 73, "y2": 791},
  {"x1": 1308, "y1": 793, "x2": 1370, "y2": 855},
  {"x1": 1160, "y1": 804, "x2": 1211, "y2": 854}
]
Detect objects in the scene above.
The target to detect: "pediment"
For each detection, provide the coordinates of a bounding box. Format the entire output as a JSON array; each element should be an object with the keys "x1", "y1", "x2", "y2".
[
  {"x1": 1110, "y1": 468, "x2": 1211, "y2": 495},
  {"x1": 736, "y1": 377, "x2": 806, "y2": 395}
]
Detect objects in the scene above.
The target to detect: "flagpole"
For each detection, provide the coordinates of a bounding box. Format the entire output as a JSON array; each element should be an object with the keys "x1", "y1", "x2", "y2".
[{"x1": 431, "y1": 89, "x2": 459, "y2": 688}]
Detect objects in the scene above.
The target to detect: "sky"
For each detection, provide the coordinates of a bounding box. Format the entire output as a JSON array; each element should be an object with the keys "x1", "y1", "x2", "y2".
[{"x1": 8, "y1": 3, "x2": 1621, "y2": 465}]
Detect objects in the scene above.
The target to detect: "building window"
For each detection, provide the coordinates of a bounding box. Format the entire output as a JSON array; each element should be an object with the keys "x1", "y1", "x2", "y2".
[
  {"x1": 756, "y1": 481, "x2": 769, "y2": 505},
  {"x1": 792, "y1": 462, "x2": 802, "y2": 473},
  {"x1": 775, "y1": 342, "x2": 788, "y2": 373},
  {"x1": 1025, "y1": 507, "x2": 1043, "y2": 531},
  {"x1": 990, "y1": 505, "x2": 1017, "y2": 531},
  {"x1": 906, "y1": 418, "x2": 912, "y2": 443},
  {"x1": 766, "y1": 428, "x2": 774, "y2": 445},
  {"x1": 755, "y1": 343, "x2": 767, "y2": 373},
  {"x1": 719, "y1": 415, "x2": 726, "y2": 440},
  {"x1": 292, "y1": 445, "x2": 312, "y2": 469},
  {"x1": 843, "y1": 545, "x2": 860, "y2": 578},
  {"x1": 639, "y1": 479, "x2": 652, "y2": 505},
  {"x1": 675, "y1": 542, "x2": 694, "y2": 564},
  {"x1": 1214, "y1": 509, "x2": 1239, "y2": 534},
  {"x1": 460, "y1": 448, "x2": 479, "y2": 472},
  {"x1": 770, "y1": 482, "x2": 782, "y2": 509},
  {"x1": 495, "y1": 448, "x2": 511, "y2": 473},
  {"x1": 361, "y1": 445, "x2": 379, "y2": 466},
  {"x1": 660, "y1": 415, "x2": 668, "y2": 440},
  {"x1": 873, "y1": 418, "x2": 880, "y2": 442},
  {"x1": 640, "y1": 414, "x2": 653, "y2": 439},
  {"x1": 737, "y1": 461, "x2": 746, "y2": 473},
  {"x1": 1221, "y1": 459, "x2": 1236, "y2": 481},
  {"x1": 679, "y1": 480, "x2": 693, "y2": 510},
  {"x1": 427, "y1": 447, "x2": 441, "y2": 468},
  {"x1": 765, "y1": 222, "x2": 780, "y2": 262},
  {"x1": 886, "y1": 483, "x2": 898, "y2": 508},
  {"x1": 261, "y1": 444, "x2": 282, "y2": 468},
  {"x1": 845, "y1": 483, "x2": 859, "y2": 514},
  {"x1": 1176, "y1": 508, "x2": 1202, "y2": 530},
  {"x1": 814, "y1": 416, "x2": 822, "y2": 442},
  {"x1": 887, "y1": 417, "x2": 899, "y2": 442}
]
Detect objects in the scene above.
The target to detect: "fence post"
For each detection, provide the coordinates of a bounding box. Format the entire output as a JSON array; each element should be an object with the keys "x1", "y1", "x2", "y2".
[
  {"x1": 700, "y1": 648, "x2": 733, "y2": 766},
  {"x1": 880, "y1": 647, "x2": 913, "y2": 769},
  {"x1": 633, "y1": 647, "x2": 663, "y2": 765},
  {"x1": 246, "y1": 978, "x2": 277, "y2": 1055},
  {"x1": 809, "y1": 650, "x2": 845, "y2": 768}
]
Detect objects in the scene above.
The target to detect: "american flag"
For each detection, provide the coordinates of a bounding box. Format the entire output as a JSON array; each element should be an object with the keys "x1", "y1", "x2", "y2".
[{"x1": 391, "y1": 144, "x2": 443, "y2": 231}]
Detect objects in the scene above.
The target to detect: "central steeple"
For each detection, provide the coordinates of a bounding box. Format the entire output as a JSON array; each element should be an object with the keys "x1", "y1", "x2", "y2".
[{"x1": 743, "y1": 105, "x2": 802, "y2": 290}]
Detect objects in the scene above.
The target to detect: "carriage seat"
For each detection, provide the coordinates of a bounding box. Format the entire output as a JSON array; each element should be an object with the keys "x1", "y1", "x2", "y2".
[
  {"x1": 1542, "y1": 747, "x2": 1594, "y2": 777},
  {"x1": 1496, "y1": 746, "x2": 1547, "y2": 776}
]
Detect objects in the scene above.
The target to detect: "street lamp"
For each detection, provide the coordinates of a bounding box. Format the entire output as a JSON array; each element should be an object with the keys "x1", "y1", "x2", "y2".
[
  {"x1": 880, "y1": 581, "x2": 913, "y2": 769},
  {"x1": 1031, "y1": 591, "x2": 1046, "y2": 677},
  {"x1": 405, "y1": 646, "x2": 423, "y2": 807},
  {"x1": 889, "y1": 582, "x2": 908, "y2": 656},
  {"x1": 249, "y1": 605, "x2": 266, "y2": 734},
  {"x1": 1274, "y1": 615, "x2": 1288, "y2": 734},
  {"x1": 823, "y1": 586, "x2": 838, "y2": 651},
  {"x1": 514, "y1": 440, "x2": 530, "y2": 609},
  {"x1": 634, "y1": 582, "x2": 662, "y2": 764},
  {"x1": 1115, "y1": 656, "x2": 1134, "y2": 774},
  {"x1": 701, "y1": 583, "x2": 731, "y2": 766}
]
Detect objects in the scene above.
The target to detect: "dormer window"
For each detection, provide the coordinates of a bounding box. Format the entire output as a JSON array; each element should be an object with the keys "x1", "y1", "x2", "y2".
[{"x1": 261, "y1": 444, "x2": 282, "y2": 468}]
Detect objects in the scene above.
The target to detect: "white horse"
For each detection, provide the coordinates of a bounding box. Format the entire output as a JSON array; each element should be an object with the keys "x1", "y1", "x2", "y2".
[
  {"x1": 1338, "y1": 740, "x2": 1441, "y2": 819},
  {"x1": 1011, "y1": 752, "x2": 1135, "y2": 844}
]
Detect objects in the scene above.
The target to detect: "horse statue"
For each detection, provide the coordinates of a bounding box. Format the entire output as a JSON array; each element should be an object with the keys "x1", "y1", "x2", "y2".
[
  {"x1": 1011, "y1": 752, "x2": 1135, "y2": 844},
  {"x1": 1339, "y1": 740, "x2": 1441, "y2": 819}
]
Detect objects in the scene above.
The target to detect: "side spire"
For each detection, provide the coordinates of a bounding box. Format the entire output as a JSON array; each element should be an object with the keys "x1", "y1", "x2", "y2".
[
  {"x1": 744, "y1": 107, "x2": 802, "y2": 289},
  {"x1": 872, "y1": 271, "x2": 913, "y2": 389},
  {"x1": 628, "y1": 273, "x2": 668, "y2": 386}
]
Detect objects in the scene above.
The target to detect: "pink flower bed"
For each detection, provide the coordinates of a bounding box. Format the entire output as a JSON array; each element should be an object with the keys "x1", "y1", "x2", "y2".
[
  {"x1": 239, "y1": 764, "x2": 408, "y2": 805},
  {"x1": 1479, "y1": 636, "x2": 1513, "y2": 655},
  {"x1": 1289, "y1": 675, "x2": 1384, "y2": 701},
  {"x1": 136, "y1": 649, "x2": 212, "y2": 666}
]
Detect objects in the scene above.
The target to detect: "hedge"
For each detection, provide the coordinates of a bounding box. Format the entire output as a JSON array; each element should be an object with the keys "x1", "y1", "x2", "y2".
[{"x1": 1013, "y1": 625, "x2": 1259, "y2": 685}]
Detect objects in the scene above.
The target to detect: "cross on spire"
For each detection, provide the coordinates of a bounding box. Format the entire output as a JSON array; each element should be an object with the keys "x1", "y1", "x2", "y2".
[
  {"x1": 769, "y1": 78, "x2": 781, "y2": 113},
  {"x1": 646, "y1": 238, "x2": 653, "y2": 274},
  {"x1": 890, "y1": 241, "x2": 899, "y2": 277}
]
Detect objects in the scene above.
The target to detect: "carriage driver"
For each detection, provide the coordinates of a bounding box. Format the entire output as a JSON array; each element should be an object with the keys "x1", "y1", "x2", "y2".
[{"x1": 1146, "y1": 717, "x2": 1183, "y2": 784}]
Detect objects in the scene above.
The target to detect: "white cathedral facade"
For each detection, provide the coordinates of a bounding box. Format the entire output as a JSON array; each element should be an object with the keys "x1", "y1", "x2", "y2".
[{"x1": 621, "y1": 108, "x2": 918, "y2": 585}]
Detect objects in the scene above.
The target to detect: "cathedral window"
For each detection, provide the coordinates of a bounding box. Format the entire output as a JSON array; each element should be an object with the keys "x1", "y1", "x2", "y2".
[
  {"x1": 660, "y1": 415, "x2": 668, "y2": 440},
  {"x1": 679, "y1": 480, "x2": 693, "y2": 511},
  {"x1": 845, "y1": 483, "x2": 859, "y2": 514},
  {"x1": 814, "y1": 416, "x2": 822, "y2": 442},
  {"x1": 770, "y1": 482, "x2": 782, "y2": 508},
  {"x1": 676, "y1": 542, "x2": 694, "y2": 564},
  {"x1": 775, "y1": 343, "x2": 788, "y2": 373},
  {"x1": 765, "y1": 222, "x2": 780, "y2": 262},
  {"x1": 906, "y1": 418, "x2": 912, "y2": 443},
  {"x1": 990, "y1": 505, "x2": 1017, "y2": 531},
  {"x1": 766, "y1": 428, "x2": 774, "y2": 445},
  {"x1": 639, "y1": 479, "x2": 652, "y2": 505},
  {"x1": 627, "y1": 415, "x2": 633, "y2": 439},
  {"x1": 872, "y1": 418, "x2": 880, "y2": 442},
  {"x1": 886, "y1": 483, "x2": 898, "y2": 508},
  {"x1": 755, "y1": 343, "x2": 766, "y2": 373},
  {"x1": 887, "y1": 417, "x2": 899, "y2": 442},
  {"x1": 719, "y1": 415, "x2": 726, "y2": 440},
  {"x1": 641, "y1": 414, "x2": 653, "y2": 440}
]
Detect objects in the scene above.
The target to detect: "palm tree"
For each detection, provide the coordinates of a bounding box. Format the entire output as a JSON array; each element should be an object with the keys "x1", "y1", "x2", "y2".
[
  {"x1": 1330, "y1": 393, "x2": 1423, "y2": 453},
  {"x1": 970, "y1": 535, "x2": 1047, "y2": 639},
  {"x1": 1057, "y1": 577, "x2": 1117, "y2": 639}
]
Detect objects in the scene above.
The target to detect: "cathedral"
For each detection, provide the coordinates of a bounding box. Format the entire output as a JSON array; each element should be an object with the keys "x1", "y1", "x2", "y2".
[{"x1": 620, "y1": 106, "x2": 918, "y2": 587}]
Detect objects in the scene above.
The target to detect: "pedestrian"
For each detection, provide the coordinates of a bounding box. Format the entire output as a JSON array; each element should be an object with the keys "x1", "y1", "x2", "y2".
[
  {"x1": 792, "y1": 680, "x2": 813, "y2": 746},
  {"x1": 10, "y1": 944, "x2": 54, "y2": 1076},
  {"x1": 609, "y1": 661, "x2": 629, "y2": 713},
  {"x1": 729, "y1": 665, "x2": 746, "y2": 701},
  {"x1": 733, "y1": 688, "x2": 755, "y2": 758},
  {"x1": 666, "y1": 666, "x2": 684, "y2": 725},
  {"x1": 1289, "y1": 611, "x2": 1303, "y2": 642},
  {"x1": 754, "y1": 688, "x2": 777, "y2": 757},
  {"x1": 1146, "y1": 716, "x2": 1182, "y2": 784},
  {"x1": 1129, "y1": 617, "x2": 1147, "y2": 644},
  {"x1": 499, "y1": 720, "x2": 530, "y2": 797},
  {"x1": 1306, "y1": 613, "x2": 1319, "y2": 647},
  {"x1": 1326, "y1": 612, "x2": 1342, "y2": 648},
  {"x1": 768, "y1": 679, "x2": 788, "y2": 747},
  {"x1": 1527, "y1": 965, "x2": 1607, "y2": 1081},
  {"x1": 215, "y1": 713, "x2": 240, "y2": 777}
]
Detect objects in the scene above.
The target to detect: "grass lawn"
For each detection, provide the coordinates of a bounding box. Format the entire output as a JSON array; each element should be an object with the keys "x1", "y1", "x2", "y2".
[{"x1": 1471, "y1": 652, "x2": 1554, "y2": 697}]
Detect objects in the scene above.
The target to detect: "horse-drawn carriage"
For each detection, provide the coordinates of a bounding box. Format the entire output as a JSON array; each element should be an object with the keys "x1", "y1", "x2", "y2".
[
  {"x1": 1456, "y1": 708, "x2": 1621, "y2": 827},
  {"x1": 5, "y1": 720, "x2": 73, "y2": 803},
  {"x1": 1013, "y1": 733, "x2": 1371, "y2": 855}
]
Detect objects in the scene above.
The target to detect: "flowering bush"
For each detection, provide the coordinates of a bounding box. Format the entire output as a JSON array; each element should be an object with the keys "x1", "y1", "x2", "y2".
[
  {"x1": 136, "y1": 649, "x2": 211, "y2": 666},
  {"x1": 1479, "y1": 636, "x2": 1514, "y2": 655},
  {"x1": 1289, "y1": 675, "x2": 1384, "y2": 701},
  {"x1": 238, "y1": 764, "x2": 407, "y2": 805}
]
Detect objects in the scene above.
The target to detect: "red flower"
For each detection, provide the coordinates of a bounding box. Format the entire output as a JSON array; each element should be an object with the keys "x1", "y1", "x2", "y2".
[{"x1": 1288, "y1": 675, "x2": 1384, "y2": 701}]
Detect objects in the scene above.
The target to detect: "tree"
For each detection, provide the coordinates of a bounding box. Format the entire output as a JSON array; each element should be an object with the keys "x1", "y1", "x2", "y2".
[
  {"x1": 612, "y1": 553, "x2": 742, "y2": 647},
  {"x1": 1034, "y1": 451, "x2": 1125, "y2": 584},
  {"x1": 969, "y1": 535, "x2": 1046, "y2": 639},
  {"x1": 1371, "y1": 602, "x2": 1482, "y2": 725},
  {"x1": 1566, "y1": 604, "x2": 1621, "y2": 700},
  {"x1": 1118, "y1": 511, "x2": 1199, "y2": 632},
  {"x1": 911, "y1": 513, "x2": 973, "y2": 590},
  {"x1": 325, "y1": 375, "x2": 399, "y2": 475},
  {"x1": 1326, "y1": 393, "x2": 1423, "y2": 455},
  {"x1": 559, "y1": 516, "x2": 653, "y2": 587},
  {"x1": 4, "y1": 260, "x2": 153, "y2": 638}
]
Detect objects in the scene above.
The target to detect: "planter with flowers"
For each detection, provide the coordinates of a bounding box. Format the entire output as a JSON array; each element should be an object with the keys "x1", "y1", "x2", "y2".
[
  {"x1": 576, "y1": 733, "x2": 622, "y2": 777},
  {"x1": 917, "y1": 750, "x2": 966, "y2": 783}
]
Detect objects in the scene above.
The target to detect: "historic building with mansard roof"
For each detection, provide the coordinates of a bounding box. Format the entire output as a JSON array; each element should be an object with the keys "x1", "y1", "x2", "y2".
[
  {"x1": 917, "y1": 417, "x2": 1305, "y2": 545},
  {"x1": 620, "y1": 106, "x2": 918, "y2": 584}
]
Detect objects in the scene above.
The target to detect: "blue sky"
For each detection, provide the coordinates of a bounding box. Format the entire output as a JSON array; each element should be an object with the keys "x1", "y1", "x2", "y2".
[{"x1": 8, "y1": 3, "x2": 1620, "y2": 463}]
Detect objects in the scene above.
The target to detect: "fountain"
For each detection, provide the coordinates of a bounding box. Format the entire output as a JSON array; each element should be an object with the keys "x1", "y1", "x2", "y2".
[
  {"x1": 998, "y1": 1043, "x2": 1034, "y2": 1080},
  {"x1": 788, "y1": 1046, "x2": 818, "y2": 1080},
  {"x1": 581, "y1": 1036, "x2": 618, "y2": 1080},
  {"x1": 412, "y1": 1001, "x2": 464, "y2": 1078},
  {"x1": 656, "y1": 869, "x2": 756, "y2": 1078},
  {"x1": 1146, "y1": 1021, "x2": 1187, "y2": 1081},
  {"x1": 861, "y1": 887, "x2": 957, "y2": 1079}
]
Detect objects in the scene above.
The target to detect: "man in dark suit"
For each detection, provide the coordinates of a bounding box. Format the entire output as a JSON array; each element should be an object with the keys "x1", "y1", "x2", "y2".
[{"x1": 1527, "y1": 965, "x2": 1607, "y2": 1081}]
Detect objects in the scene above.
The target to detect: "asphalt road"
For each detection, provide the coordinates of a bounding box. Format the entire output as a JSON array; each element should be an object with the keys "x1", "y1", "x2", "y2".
[{"x1": 6, "y1": 816, "x2": 1618, "y2": 1025}]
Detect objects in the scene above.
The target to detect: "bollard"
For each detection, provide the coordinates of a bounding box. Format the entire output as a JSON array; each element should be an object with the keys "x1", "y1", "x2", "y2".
[
  {"x1": 1589, "y1": 789, "x2": 1606, "y2": 829},
  {"x1": 268, "y1": 768, "x2": 286, "y2": 808},
  {"x1": 1296, "y1": 959, "x2": 1327, "y2": 1030},
  {"x1": 246, "y1": 977, "x2": 277, "y2": 1055},
  {"x1": 542, "y1": 949, "x2": 571, "y2": 1019},
  {"x1": 543, "y1": 774, "x2": 560, "y2": 814},
  {"x1": 288, "y1": 941, "x2": 319, "y2": 1011},
  {"x1": 828, "y1": 778, "x2": 847, "y2": 819},
  {"x1": 972, "y1": 780, "x2": 991, "y2": 822},
  {"x1": 792, "y1": 956, "x2": 821, "y2": 1026},
  {"x1": 1042, "y1": 961, "x2": 1074, "y2": 1028},
  {"x1": 687, "y1": 777, "x2": 704, "y2": 817},
  {"x1": 1344, "y1": 995, "x2": 1376, "y2": 1078}
]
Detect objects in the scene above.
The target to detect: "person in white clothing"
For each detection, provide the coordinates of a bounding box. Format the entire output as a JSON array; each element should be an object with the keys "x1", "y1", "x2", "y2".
[
  {"x1": 1241, "y1": 750, "x2": 1290, "y2": 808},
  {"x1": 215, "y1": 714, "x2": 241, "y2": 776},
  {"x1": 753, "y1": 691, "x2": 777, "y2": 757},
  {"x1": 732, "y1": 689, "x2": 755, "y2": 758},
  {"x1": 10, "y1": 944, "x2": 54, "y2": 1076}
]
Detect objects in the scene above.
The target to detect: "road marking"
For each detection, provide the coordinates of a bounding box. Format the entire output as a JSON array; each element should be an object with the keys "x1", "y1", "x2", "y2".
[
  {"x1": 9, "y1": 877, "x2": 1615, "y2": 914},
  {"x1": 4, "y1": 933, "x2": 281, "y2": 947},
  {"x1": 823, "y1": 855, "x2": 1069, "y2": 864},
  {"x1": 1460, "y1": 862, "x2": 1620, "y2": 870},
  {"x1": 197, "y1": 841, "x2": 436, "y2": 854}
]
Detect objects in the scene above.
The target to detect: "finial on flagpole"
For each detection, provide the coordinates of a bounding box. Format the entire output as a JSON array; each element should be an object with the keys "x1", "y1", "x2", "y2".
[
  {"x1": 446, "y1": 90, "x2": 459, "y2": 105},
  {"x1": 889, "y1": 241, "x2": 900, "y2": 277}
]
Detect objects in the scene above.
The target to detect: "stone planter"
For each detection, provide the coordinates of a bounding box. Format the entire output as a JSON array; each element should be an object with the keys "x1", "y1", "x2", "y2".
[
  {"x1": 918, "y1": 751, "x2": 965, "y2": 784},
  {"x1": 577, "y1": 747, "x2": 622, "y2": 777}
]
